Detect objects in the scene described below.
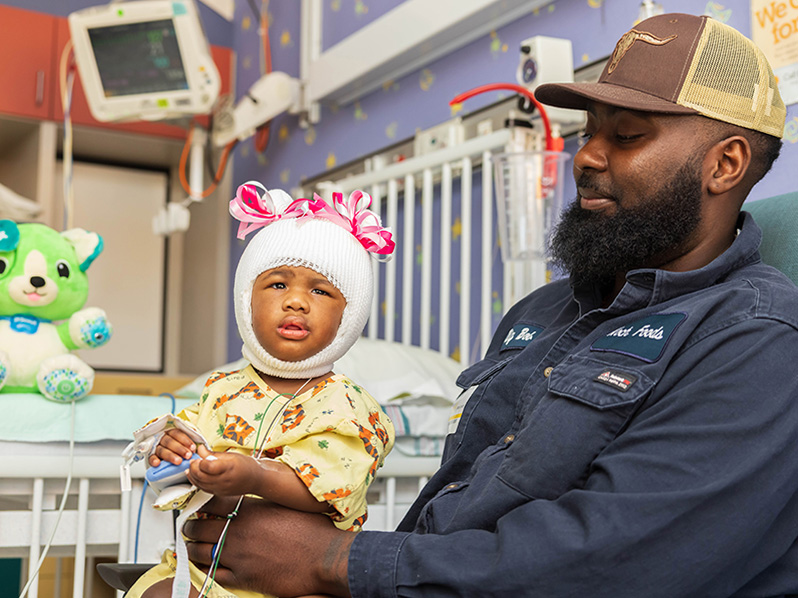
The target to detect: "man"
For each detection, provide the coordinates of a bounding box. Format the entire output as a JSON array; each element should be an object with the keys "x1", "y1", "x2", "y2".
[{"x1": 184, "y1": 13, "x2": 798, "y2": 597}]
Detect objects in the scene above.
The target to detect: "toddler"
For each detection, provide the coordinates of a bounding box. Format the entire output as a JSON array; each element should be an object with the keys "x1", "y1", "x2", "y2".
[{"x1": 128, "y1": 183, "x2": 396, "y2": 598}]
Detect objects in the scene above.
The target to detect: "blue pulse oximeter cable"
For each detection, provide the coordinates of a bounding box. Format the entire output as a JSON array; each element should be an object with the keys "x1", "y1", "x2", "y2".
[{"x1": 134, "y1": 393, "x2": 177, "y2": 563}]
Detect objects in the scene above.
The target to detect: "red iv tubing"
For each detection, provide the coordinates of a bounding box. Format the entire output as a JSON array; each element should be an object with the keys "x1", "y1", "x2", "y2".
[
  {"x1": 450, "y1": 82, "x2": 562, "y2": 194},
  {"x1": 449, "y1": 82, "x2": 557, "y2": 151}
]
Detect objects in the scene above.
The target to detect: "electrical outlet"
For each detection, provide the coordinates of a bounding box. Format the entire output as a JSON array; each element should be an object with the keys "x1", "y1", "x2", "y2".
[
  {"x1": 477, "y1": 118, "x2": 494, "y2": 137},
  {"x1": 413, "y1": 118, "x2": 465, "y2": 156}
]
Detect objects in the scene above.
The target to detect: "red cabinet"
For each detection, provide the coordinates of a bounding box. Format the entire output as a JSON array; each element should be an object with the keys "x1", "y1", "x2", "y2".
[
  {"x1": 0, "y1": 6, "x2": 59, "y2": 120},
  {"x1": 0, "y1": 5, "x2": 233, "y2": 140}
]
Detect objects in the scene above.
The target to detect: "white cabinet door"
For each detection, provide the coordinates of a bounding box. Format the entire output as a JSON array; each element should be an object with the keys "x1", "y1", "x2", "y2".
[{"x1": 57, "y1": 160, "x2": 168, "y2": 372}]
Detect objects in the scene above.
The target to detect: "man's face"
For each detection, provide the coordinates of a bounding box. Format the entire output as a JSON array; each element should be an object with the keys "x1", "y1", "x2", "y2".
[{"x1": 549, "y1": 103, "x2": 708, "y2": 287}]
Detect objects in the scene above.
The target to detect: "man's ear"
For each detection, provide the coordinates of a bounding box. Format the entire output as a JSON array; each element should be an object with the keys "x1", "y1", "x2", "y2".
[{"x1": 706, "y1": 136, "x2": 751, "y2": 196}]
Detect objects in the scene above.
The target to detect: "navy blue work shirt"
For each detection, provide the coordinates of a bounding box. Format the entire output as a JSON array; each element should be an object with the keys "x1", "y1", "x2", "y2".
[{"x1": 349, "y1": 212, "x2": 798, "y2": 597}]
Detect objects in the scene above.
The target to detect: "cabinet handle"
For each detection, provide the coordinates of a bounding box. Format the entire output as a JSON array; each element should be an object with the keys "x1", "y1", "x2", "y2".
[{"x1": 35, "y1": 71, "x2": 45, "y2": 106}]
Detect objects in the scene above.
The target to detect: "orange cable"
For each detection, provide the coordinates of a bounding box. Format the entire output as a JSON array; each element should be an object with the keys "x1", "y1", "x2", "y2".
[
  {"x1": 255, "y1": 5, "x2": 273, "y2": 153},
  {"x1": 179, "y1": 125, "x2": 237, "y2": 199}
]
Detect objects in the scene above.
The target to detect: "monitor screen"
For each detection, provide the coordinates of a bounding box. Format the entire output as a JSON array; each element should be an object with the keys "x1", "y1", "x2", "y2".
[
  {"x1": 69, "y1": 0, "x2": 220, "y2": 122},
  {"x1": 88, "y1": 19, "x2": 189, "y2": 98}
]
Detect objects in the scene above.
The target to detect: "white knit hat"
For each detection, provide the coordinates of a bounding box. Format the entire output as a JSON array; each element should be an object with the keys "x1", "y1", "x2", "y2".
[{"x1": 231, "y1": 184, "x2": 393, "y2": 379}]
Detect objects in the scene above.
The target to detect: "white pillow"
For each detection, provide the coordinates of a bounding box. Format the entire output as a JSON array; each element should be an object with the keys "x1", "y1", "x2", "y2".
[
  {"x1": 175, "y1": 337, "x2": 462, "y2": 405},
  {"x1": 336, "y1": 337, "x2": 462, "y2": 405}
]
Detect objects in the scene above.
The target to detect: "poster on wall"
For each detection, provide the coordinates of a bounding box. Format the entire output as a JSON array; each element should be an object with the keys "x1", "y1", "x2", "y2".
[{"x1": 751, "y1": 0, "x2": 798, "y2": 106}]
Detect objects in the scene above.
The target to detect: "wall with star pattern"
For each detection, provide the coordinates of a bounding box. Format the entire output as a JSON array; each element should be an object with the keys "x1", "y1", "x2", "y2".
[
  {"x1": 226, "y1": 0, "x2": 798, "y2": 362},
  {"x1": 232, "y1": 0, "x2": 796, "y2": 197}
]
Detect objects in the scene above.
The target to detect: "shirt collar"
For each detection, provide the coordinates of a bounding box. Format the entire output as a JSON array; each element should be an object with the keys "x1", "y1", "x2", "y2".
[{"x1": 574, "y1": 211, "x2": 763, "y2": 313}]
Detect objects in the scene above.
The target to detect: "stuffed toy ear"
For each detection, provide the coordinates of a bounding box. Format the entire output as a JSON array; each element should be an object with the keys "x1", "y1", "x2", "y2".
[
  {"x1": 61, "y1": 228, "x2": 104, "y2": 271},
  {"x1": 0, "y1": 219, "x2": 20, "y2": 251}
]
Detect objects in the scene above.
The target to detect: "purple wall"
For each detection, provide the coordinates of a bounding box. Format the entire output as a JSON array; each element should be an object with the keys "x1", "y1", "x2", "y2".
[
  {"x1": 230, "y1": 0, "x2": 797, "y2": 199},
  {"x1": 225, "y1": 0, "x2": 798, "y2": 361}
]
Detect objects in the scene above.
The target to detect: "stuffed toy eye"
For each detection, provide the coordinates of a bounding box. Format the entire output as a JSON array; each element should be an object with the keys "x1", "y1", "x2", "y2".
[
  {"x1": 56, "y1": 260, "x2": 71, "y2": 278},
  {"x1": 0, "y1": 257, "x2": 7, "y2": 275}
]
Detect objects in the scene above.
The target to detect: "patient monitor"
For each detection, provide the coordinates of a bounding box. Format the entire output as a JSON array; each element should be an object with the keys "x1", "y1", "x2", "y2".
[{"x1": 69, "y1": 0, "x2": 220, "y2": 122}]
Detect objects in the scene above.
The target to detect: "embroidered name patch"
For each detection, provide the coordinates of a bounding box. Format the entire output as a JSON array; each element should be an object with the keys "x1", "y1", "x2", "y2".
[
  {"x1": 591, "y1": 312, "x2": 686, "y2": 362},
  {"x1": 595, "y1": 369, "x2": 638, "y2": 392},
  {"x1": 501, "y1": 323, "x2": 544, "y2": 350}
]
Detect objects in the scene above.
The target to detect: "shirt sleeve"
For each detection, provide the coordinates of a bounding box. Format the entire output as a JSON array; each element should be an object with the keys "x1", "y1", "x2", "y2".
[
  {"x1": 349, "y1": 319, "x2": 798, "y2": 597},
  {"x1": 275, "y1": 382, "x2": 395, "y2": 531},
  {"x1": 275, "y1": 426, "x2": 381, "y2": 530}
]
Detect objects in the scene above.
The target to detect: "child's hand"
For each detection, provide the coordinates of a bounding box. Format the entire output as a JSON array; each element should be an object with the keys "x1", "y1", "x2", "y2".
[
  {"x1": 149, "y1": 428, "x2": 197, "y2": 467},
  {"x1": 187, "y1": 446, "x2": 261, "y2": 496}
]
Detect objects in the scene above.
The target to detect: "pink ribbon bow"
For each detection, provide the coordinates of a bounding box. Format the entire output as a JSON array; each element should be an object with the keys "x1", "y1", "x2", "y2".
[
  {"x1": 229, "y1": 181, "x2": 315, "y2": 240},
  {"x1": 308, "y1": 191, "x2": 395, "y2": 256}
]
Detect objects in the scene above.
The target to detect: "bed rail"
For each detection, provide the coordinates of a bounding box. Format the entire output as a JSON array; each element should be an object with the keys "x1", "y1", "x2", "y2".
[
  {"x1": 306, "y1": 127, "x2": 548, "y2": 366},
  {"x1": 0, "y1": 447, "x2": 439, "y2": 597}
]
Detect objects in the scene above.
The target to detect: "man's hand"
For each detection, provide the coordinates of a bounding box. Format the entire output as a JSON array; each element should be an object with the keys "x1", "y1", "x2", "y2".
[
  {"x1": 149, "y1": 428, "x2": 196, "y2": 467},
  {"x1": 183, "y1": 497, "x2": 354, "y2": 597},
  {"x1": 187, "y1": 446, "x2": 260, "y2": 496}
]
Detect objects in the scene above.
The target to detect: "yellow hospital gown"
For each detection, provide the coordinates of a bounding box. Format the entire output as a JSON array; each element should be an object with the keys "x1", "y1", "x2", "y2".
[{"x1": 128, "y1": 365, "x2": 395, "y2": 598}]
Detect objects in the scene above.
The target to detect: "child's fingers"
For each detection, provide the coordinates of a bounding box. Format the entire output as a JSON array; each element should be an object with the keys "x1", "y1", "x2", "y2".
[
  {"x1": 188, "y1": 458, "x2": 220, "y2": 490},
  {"x1": 163, "y1": 429, "x2": 197, "y2": 454},
  {"x1": 148, "y1": 454, "x2": 161, "y2": 467},
  {"x1": 154, "y1": 444, "x2": 187, "y2": 465},
  {"x1": 158, "y1": 433, "x2": 195, "y2": 463},
  {"x1": 198, "y1": 454, "x2": 224, "y2": 475},
  {"x1": 187, "y1": 458, "x2": 204, "y2": 483}
]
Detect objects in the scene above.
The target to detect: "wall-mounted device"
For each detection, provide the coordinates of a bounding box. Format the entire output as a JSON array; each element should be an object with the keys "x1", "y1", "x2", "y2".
[
  {"x1": 516, "y1": 36, "x2": 583, "y2": 125},
  {"x1": 69, "y1": 0, "x2": 221, "y2": 122},
  {"x1": 212, "y1": 71, "x2": 301, "y2": 147}
]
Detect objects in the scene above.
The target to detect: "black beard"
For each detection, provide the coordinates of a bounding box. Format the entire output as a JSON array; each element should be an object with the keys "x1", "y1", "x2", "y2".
[{"x1": 549, "y1": 159, "x2": 703, "y2": 288}]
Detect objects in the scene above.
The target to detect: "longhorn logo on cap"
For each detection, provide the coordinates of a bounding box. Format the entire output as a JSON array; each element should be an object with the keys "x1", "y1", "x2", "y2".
[{"x1": 608, "y1": 29, "x2": 677, "y2": 74}]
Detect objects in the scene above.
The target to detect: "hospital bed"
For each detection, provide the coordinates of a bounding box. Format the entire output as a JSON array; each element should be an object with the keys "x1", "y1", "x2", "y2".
[
  {"x1": 0, "y1": 337, "x2": 460, "y2": 597},
  {"x1": 1, "y1": 107, "x2": 558, "y2": 597},
  {"x1": 4, "y1": 97, "x2": 795, "y2": 592}
]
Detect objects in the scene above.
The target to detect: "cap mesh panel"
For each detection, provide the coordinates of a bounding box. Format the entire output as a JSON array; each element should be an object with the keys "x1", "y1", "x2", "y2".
[{"x1": 678, "y1": 18, "x2": 785, "y2": 137}]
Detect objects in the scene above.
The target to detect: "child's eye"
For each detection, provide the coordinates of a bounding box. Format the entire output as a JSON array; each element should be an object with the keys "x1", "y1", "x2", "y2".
[
  {"x1": 312, "y1": 288, "x2": 329, "y2": 296},
  {"x1": 269, "y1": 282, "x2": 286, "y2": 289}
]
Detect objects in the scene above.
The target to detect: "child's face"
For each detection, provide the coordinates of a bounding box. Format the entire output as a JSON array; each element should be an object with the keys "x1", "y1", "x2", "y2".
[{"x1": 251, "y1": 265, "x2": 346, "y2": 363}]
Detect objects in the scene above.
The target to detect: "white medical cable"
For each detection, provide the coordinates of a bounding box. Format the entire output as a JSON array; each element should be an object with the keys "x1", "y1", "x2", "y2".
[
  {"x1": 19, "y1": 53, "x2": 85, "y2": 595},
  {"x1": 197, "y1": 376, "x2": 313, "y2": 596},
  {"x1": 254, "y1": 376, "x2": 312, "y2": 459},
  {"x1": 18, "y1": 399, "x2": 78, "y2": 598},
  {"x1": 59, "y1": 38, "x2": 76, "y2": 230}
]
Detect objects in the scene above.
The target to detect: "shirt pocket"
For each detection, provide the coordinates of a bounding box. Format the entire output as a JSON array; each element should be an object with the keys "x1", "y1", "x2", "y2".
[{"x1": 497, "y1": 354, "x2": 655, "y2": 500}]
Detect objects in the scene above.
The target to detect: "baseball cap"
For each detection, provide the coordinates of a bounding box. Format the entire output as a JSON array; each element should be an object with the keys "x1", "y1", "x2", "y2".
[{"x1": 535, "y1": 13, "x2": 786, "y2": 138}]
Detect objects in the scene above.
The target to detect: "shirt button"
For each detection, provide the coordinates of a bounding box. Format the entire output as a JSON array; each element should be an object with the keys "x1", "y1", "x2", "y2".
[
  {"x1": 543, "y1": 366, "x2": 553, "y2": 378},
  {"x1": 504, "y1": 434, "x2": 515, "y2": 444}
]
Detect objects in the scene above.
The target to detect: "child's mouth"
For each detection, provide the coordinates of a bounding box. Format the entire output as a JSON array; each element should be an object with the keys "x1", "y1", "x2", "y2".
[{"x1": 278, "y1": 321, "x2": 309, "y2": 340}]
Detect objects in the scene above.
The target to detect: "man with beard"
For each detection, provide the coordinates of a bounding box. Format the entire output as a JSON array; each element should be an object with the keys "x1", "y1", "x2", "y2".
[{"x1": 182, "y1": 13, "x2": 798, "y2": 597}]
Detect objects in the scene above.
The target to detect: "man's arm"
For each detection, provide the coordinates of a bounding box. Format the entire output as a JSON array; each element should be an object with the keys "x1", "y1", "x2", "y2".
[
  {"x1": 187, "y1": 320, "x2": 798, "y2": 597},
  {"x1": 349, "y1": 319, "x2": 798, "y2": 597},
  {"x1": 184, "y1": 497, "x2": 354, "y2": 597}
]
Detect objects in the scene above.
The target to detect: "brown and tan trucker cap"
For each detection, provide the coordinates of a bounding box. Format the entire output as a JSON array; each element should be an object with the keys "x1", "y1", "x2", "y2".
[{"x1": 535, "y1": 13, "x2": 786, "y2": 138}]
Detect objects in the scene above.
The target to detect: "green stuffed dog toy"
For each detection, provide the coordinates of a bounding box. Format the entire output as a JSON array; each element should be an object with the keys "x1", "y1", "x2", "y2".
[{"x1": 0, "y1": 220, "x2": 112, "y2": 402}]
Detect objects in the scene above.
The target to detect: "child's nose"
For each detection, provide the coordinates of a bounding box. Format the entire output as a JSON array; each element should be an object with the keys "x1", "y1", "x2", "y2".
[{"x1": 283, "y1": 292, "x2": 309, "y2": 312}]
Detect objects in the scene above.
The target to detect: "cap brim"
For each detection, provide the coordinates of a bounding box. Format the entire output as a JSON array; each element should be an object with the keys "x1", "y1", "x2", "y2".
[{"x1": 535, "y1": 82, "x2": 699, "y2": 115}]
